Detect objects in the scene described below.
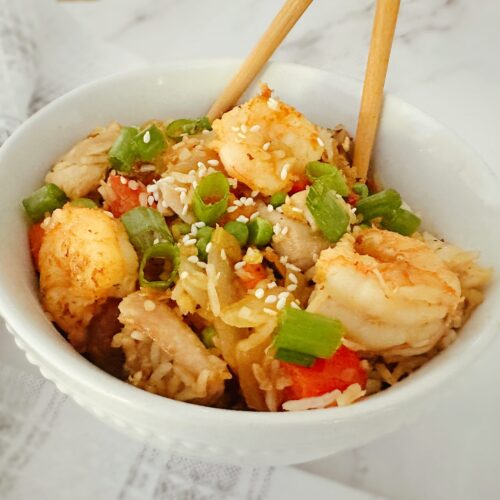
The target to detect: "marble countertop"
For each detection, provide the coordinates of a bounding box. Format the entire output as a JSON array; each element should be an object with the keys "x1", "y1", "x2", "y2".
[{"x1": 33, "y1": 1, "x2": 500, "y2": 498}]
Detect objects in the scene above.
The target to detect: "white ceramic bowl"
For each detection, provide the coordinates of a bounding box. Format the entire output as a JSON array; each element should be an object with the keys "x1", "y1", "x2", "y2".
[{"x1": 0, "y1": 61, "x2": 498, "y2": 466}]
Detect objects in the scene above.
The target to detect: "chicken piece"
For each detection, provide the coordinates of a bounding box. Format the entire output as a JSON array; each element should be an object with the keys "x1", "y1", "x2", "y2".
[
  {"x1": 45, "y1": 122, "x2": 121, "y2": 199},
  {"x1": 307, "y1": 228, "x2": 462, "y2": 356},
  {"x1": 257, "y1": 202, "x2": 329, "y2": 271},
  {"x1": 39, "y1": 205, "x2": 138, "y2": 351},
  {"x1": 210, "y1": 85, "x2": 324, "y2": 195},
  {"x1": 115, "y1": 292, "x2": 230, "y2": 405}
]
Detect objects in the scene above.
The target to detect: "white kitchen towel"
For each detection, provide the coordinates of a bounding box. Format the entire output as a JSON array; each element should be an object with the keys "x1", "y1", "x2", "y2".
[{"x1": 0, "y1": 2, "x2": 384, "y2": 499}]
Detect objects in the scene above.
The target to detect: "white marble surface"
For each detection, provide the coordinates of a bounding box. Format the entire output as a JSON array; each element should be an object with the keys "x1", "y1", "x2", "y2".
[{"x1": 35, "y1": 0, "x2": 500, "y2": 498}]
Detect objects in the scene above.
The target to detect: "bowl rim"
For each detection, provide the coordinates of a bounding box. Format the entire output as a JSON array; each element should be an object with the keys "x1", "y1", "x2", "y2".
[{"x1": 0, "y1": 59, "x2": 498, "y2": 426}]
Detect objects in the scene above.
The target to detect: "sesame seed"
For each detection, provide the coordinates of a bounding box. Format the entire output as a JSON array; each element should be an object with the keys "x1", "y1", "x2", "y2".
[
  {"x1": 207, "y1": 159, "x2": 219, "y2": 167},
  {"x1": 251, "y1": 190, "x2": 260, "y2": 197},
  {"x1": 286, "y1": 263, "x2": 301, "y2": 272},
  {"x1": 237, "y1": 132, "x2": 246, "y2": 140},
  {"x1": 196, "y1": 261, "x2": 207, "y2": 269},
  {"x1": 276, "y1": 297, "x2": 287, "y2": 310},
  {"x1": 291, "y1": 207, "x2": 303, "y2": 213},
  {"x1": 128, "y1": 180, "x2": 139, "y2": 190},
  {"x1": 265, "y1": 295, "x2": 277, "y2": 304},
  {"x1": 262, "y1": 142, "x2": 271, "y2": 151},
  {"x1": 227, "y1": 206, "x2": 238, "y2": 213},
  {"x1": 103, "y1": 211, "x2": 114, "y2": 218},
  {"x1": 181, "y1": 204, "x2": 189, "y2": 215},
  {"x1": 180, "y1": 271, "x2": 189, "y2": 279},
  {"x1": 254, "y1": 288, "x2": 265, "y2": 299},
  {"x1": 205, "y1": 242, "x2": 212, "y2": 253},
  {"x1": 278, "y1": 291, "x2": 290, "y2": 300},
  {"x1": 233, "y1": 199, "x2": 243, "y2": 207},
  {"x1": 131, "y1": 330, "x2": 145, "y2": 341},
  {"x1": 140, "y1": 164, "x2": 156, "y2": 172},
  {"x1": 147, "y1": 195, "x2": 155, "y2": 206},
  {"x1": 194, "y1": 221, "x2": 206, "y2": 228},
  {"x1": 197, "y1": 161, "x2": 206, "y2": 169},
  {"x1": 231, "y1": 126, "x2": 240, "y2": 132},
  {"x1": 276, "y1": 206, "x2": 284, "y2": 213},
  {"x1": 143, "y1": 300, "x2": 156, "y2": 312},
  {"x1": 216, "y1": 272, "x2": 221, "y2": 281},
  {"x1": 287, "y1": 284, "x2": 298, "y2": 292},
  {"x1": 139, "y1": 193, "x2": 148, "y2": 206},
  {"x1": 180, "y1": 191, "x2": 187, "y2": 204},
  {"x1": 316, "y1": 136, "x2": 325, "y2": 147},
  {"x1": 120, "y1": 176, "x2": 127, "y2": 185},
  {"x1": 244, "y1": 198, "x2": 255, "y2": 206},
  {"x1": 187, "y1": 255, "x2": 199, "y2": 263},
  {"x1": 184, "y1": 238, "x2": 197, "y2": 246},
  {"x1": 143, "y1": 130, "x2": 151, "y2": 143},
  {"x1": 280, "y1": 163, "x2": 290, "y2": 181},
  {"x1": 153, "y1": 238, "x2": 160, "y2": 245},
  {"x1": 279, "y1": 255, "x2": 288, "y2": 264},
  {"x1": 250, "y1": 212, "x2": 259, "y2": 220},
  {"x1": 267, "y1": 97, "x2": 279, "y2": 110},
  {"x1": 281, "y1": 226, "x2": 289, "y2": 236},
  {"x1": 220, "y1": 249, "x2": 227, "y2": 260},
  {"x1": 264, "y1": 308, "x2": 278, "y2": 316},
  {"x1": 174, "y1": 186, "x2": 187, "y2": 193},
  {"x1": 192, "y1": 181, "x2": 198, "y2": 189},
  {"x1": 153, "y1": 191, "x2": 159, "y2": 202},
  {"x1": 202, "y1": 129, "x2": 210, "y2": 135},
  {"x1": 267, "y1": 204, "x2": 274, "y2": 212},
  {"x1": 290, "y1": 302, "x2": 301, "y2": 310},
  {"x1": 288, "y1": 273, "x2": 298, "y2": 284},
  {"x1": 273, "y1": 223, "x2": 282, "y2": 235},
  {"x1": 250, "y1": 125, "x2": 261, "y2": 133},
  {"x1": 236, "y1": 215, "x2": 249, "y2": 223},
  {"x1": 234, "y1": 261, "x2": 245, "y2": 270},
  {"x1": 240, "y1": 124, "x2": 248, "y2": 133},
  {"x1": 267, "y1": 282, "x2": 277, "y2": 289}
]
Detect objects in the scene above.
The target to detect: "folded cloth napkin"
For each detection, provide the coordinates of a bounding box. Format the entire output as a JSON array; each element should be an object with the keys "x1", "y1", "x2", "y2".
[{"x1": 0, "y1": 2, "x2": 383, "y2": 499}]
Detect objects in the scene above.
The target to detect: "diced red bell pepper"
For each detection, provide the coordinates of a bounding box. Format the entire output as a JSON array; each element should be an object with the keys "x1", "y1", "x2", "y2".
[
  {"x1": 289, "y1": 176, "x2": 310, "y2": 195},
  {"x1": 28, "y1": 222, "x2": 45, "y2": 270},
  {"x1": 106, "y1": 174, "x2": 147, "y2": 217},
  {"x1": 282, "y1": 345, "x2": 367, "y2": 400},
  {"x1": 346, "y1": 192, "x2": 359, "y2": 206}
]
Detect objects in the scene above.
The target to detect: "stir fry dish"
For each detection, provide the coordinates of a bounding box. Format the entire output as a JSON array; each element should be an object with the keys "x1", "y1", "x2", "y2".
[{"x1": 23, "y1": 85, "x2": 491, "y2": 411}]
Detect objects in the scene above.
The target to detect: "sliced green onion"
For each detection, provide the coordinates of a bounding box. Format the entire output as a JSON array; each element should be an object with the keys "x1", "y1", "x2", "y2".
[
  {"x1": 22, "y1": 183, "x2": 68, "y2": 222},
  {"x1": 306, "y1": 161, "x2": 348, "y2": 196},
  {"x1": 108, "y1": 126, "x2": 138, "y2": 172},
  {"x1": 171, "y1": 221, "x2": 191, "y2": 240},
  {"x1": 200, "y1": 326, "x2": 217, "y2": 349},
  {"x1": 356, "y1": 188, "x2": 401, "y2": 221},
  {"x1": 71, "y1": 198, "x2": 98, "y2": 208},
  {"x1": 352, "y1": 182, "x2": 369, "y2": 199},
  {"x1": 196, "y1": 226, "x2": 214, "y2": 261},
  {"x1": 274, "y1": 307, "x2": 343, "y2": 360},
  {"x1": 139, "y1": 241, "x2": 179, "y2": 289},
  {"x1": 192, "y1": 172, "x2": 229, "y2": 225},
  {"x1": 269, "y1": 192, "x2": 287, "y2": 208},
  {"x1": 134, "y1": 125, "x2": 166, "y2": 162},
  {"x1": 248, "y1": 217, "x2": 273, "y2": 247},
  {"x1": 275, "y1": 348, "x2": 316, "y2": 368},
  {"x1": 165, "y1": 116, "x2": 212, "y2": 140},
  {"x1": 223, "y1": 221, "x2": 249, "y2": 247},
  {"x1": 120, "y1": 207, "x2": 173, "y2": 253},
  {"x1": 381, "y1": 208, "x2": 421, "y2": 236},
  {"x1": 306, "y1": 179, "x2": 350, "y2": 243}
]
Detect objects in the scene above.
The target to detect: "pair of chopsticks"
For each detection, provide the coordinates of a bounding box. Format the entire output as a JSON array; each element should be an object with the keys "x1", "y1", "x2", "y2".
[{"x1": 208, "y1": 0, "x2": 400, "y2": 183}]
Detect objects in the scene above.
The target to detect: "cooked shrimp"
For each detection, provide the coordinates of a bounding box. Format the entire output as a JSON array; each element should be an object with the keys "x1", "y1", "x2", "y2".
[
  {"x1": 115, "y1": 292, "x2": 230, "y2": 405},
  {"x1": 307, "y1": 228, "x2": 462, "y2": 356},
  {"x1": 39, "y1": 205, "x2": 138, "y2": 351},
  {"x1": 45, "y1": 122, "x2": 120, "y2": 199},
  {"x1": 210, "y1": 85, "x2": 324, "y2": 195}
]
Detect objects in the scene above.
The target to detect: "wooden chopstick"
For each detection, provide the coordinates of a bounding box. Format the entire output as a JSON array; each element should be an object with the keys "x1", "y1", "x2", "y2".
[
  {"x1": 207, "y1": 0, "x2": 313, "y2": 122},
  {"x1": 353, "y1": 0, "x2": 400, "y2": 183}
]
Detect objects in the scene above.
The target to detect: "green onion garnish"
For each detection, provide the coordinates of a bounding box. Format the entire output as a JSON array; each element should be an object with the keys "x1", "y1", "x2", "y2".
[
  {"x1": 192, "y1": 172, "x2": 229, "y2": 225},
  {"x1": 274, "y1": 307, "x2": 343, "y2": 360},
  {"x1": 269, "y1": 192, "x2": 287, "y2": 208},
  {"x1": 306, "y1": 178, "x2": 350, "y2": 243},
  {"x1": 306, "y1": 161, "x2": 348, "y2": 196},
  {"x1": 352, "y1": 182, "x2": 369, "y2": 199},
  {"x1": 196, "y1": 226, "x2": 214, "y2": 261},
  {"x1": 275, "y1": 348, "x2": 316, "y2": 368},
  {"x1": 120, "y1": 207, "x2": 173, "y2": 254},
  {"x1": 134, "y1": 125, "x2": 166, "y2": 162},
  {"x1": 139, "y1": 241, "x2": 179, "y2": 289},
  {"x1": 108, "y1": 126, "x2": 138, "y2": 173},
  {"x1": 356, "y1": 188, "x2": 401, "y2": 221},
  {"x1": 22, "y1": 183, "x2": 68, "y2": 222},
  {"x1": 71, "y1": 198, "x2": 98, "y2": 208},
  {"x1": 165, "y1": 117, "x2": 212, "y2": 140},
  {"x1": 248, "y1": 217, "x2": 273, "y2": 247},
  {"x1": 171, "y1": 221, "x2": 191, "y2": 240},
  {"x1": 381, "y1": 208, "x2": 421, "y2": 236},
  {"x1": 223, "y1": 221, "x2": 249, "y2": 247},
  {"x1": 200, "y1": 326, "x2": 217, "y2": 348}
]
